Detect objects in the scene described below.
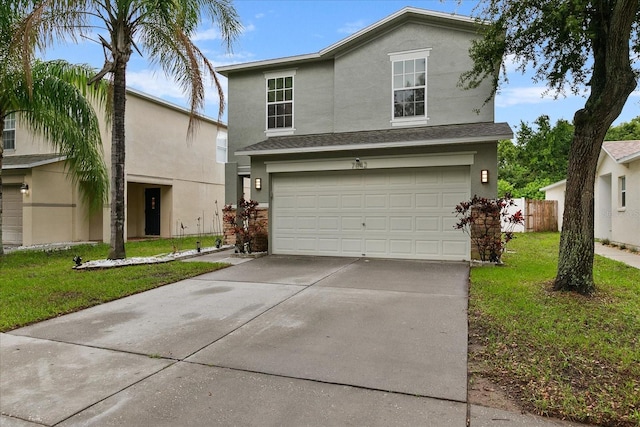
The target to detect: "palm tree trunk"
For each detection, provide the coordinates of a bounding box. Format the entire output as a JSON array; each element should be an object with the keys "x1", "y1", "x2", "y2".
[{"x1": 108, "y1": 59, "x2": 127, "y2": 260}]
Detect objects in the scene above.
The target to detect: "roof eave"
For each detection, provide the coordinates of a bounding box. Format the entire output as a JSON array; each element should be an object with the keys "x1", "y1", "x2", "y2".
[
  {"x1": 235, "y1": 133, "x2": 511, "y2": 156},
  {"x1": 3, "y1": 156, "x2": 66, "y2": 169},
  {"x1": 216, "y1": 7, "x2": 484, "y2": 76}
]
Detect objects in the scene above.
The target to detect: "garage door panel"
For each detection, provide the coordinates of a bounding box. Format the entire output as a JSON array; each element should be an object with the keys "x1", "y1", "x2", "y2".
[
  {"x1": 416, "y1": 216, "x2": 440, "y2": 232},
  {"x1": 443, "y1": 240, "x2": 468, "y2": 257},
  {"x1": 415, "y1": 193, "x2": 441, "y2": 208},
  {"x1": 390, "y1": 194, "x2": 413, "y2": 208},
  {"x1": 296, "y1": 217, "x2": 317, "y2": 230},
  {"x1": 272, "y1": 167, "x2": 470, "y2": 260},
  {"x1": 416, "y1": 240, "x2": 439, "y2": 255},
  {"x1": 443, "y1": 192, "x2": 468, "y2": 207},
  {"x1": 389, "y1": 216, "x2": 412, "y2": 231},
  {"x1": 318, "y1": 217, "x2": 340, "y2": 231},
  {"x1": 364, "y1": 217, "x2": 387, "y2": 231}
]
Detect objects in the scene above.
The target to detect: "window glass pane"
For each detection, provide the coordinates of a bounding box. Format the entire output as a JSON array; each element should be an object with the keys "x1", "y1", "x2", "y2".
[
  {"x1": 415, "y1": 88, "x2": 424, "y2": 101},
  {"x1": 404, "y1": 60, "x2": 414, "y2": 73},
  {"x1": 276, "y1": 104, "x2": 285, "y2": 115},
  {"x1": 285, "y1": 77, "x2": 293, "y2": 88},
  {"x1": 284, "y1": 103, "x2": 292, "y2": 114},
  {"x1": 415, "y1": 102, "x2": 425, "y2": 116},
  {"x1": 276, "y1": 78, "x2": 283, "y2": 89},
  {"x1": 415, "y1": 58, "x2": 426, "y2": 72},
  {"x1": 267, "y1": 105, "x2": 275, "y2": 115},
  {"x1": 404, "y1": 103, "x2": 414, "y2": 117},
  {"x1": 393, "y1": 75, "x2": 404, "y2": 89},
  {"x1": 417, "y1": 72, "x2": 425, "y2": 86},
  {"x1": 285, "y1": 89, "x2": 292, "y2": 101},
  {"x1": 284, "y1": 116, "x2": 292, "y2": 127},
  {"x1": 268, "y1": 117, "x2": 276, "y2": 128},
  {"x1": 268, "y1": 91, "x2": 276, "y2": 102},
  {"x1": 405, "y1": 75, "x2": 415, "y2": 88},
  {"x1": 268, "y1": 79, "x2": 276, "y2": 90},
  {"x1": 393, "y1": 61, "x2": 403, "y2": 75},
  {"x1": 276, "y1": 116, "x2": 284, "y2": 128},
  {"x1": 276, "y1": 90, "x2": 283, "y2": 102},
  {"x1": 394, "y1": 103, "x2": 404, "y2": 118}
]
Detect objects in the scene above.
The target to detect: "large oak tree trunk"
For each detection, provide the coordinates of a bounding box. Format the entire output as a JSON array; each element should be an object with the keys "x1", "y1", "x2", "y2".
[
  {"x1": 554, "y1": 0, "x2": 637, "y2": 294},
  {"x1": 107, "y1": 60, "x2": 127, "y2": 260}
]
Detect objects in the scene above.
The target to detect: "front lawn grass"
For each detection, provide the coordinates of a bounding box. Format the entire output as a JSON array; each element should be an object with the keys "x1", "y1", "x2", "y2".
[
  {"x1": 0, "y1": 236, "x2": 228, "y2": 332},
  {"x1": 469, "y1": 232, "x2": 640, "y2": 427}
]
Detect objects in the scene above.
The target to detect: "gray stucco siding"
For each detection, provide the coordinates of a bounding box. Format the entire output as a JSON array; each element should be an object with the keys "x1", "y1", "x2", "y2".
[
  {"x1": 247, "y1": 141, "x2": 498, "y2": 205},
  {"x1": 333, "y1": 22, "x2": 493, "y2": 132}
]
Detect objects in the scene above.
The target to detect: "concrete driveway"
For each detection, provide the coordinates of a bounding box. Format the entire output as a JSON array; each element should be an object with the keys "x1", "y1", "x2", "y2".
[{"x1": 1, "y1": 254, "x2": 471, "y2": 426}]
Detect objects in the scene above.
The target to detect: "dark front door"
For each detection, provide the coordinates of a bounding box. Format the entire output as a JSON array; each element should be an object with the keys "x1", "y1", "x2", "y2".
[{"x1": 145, "y1": 188, "x2": 161, "y2": 236}]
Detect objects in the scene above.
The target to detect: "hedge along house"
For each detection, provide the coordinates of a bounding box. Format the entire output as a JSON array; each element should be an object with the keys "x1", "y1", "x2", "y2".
[
  {"x1": 218, "y1": 7, "x2": 512, "y2": 261},
  {"x1": 2, "y1": 88, "x2": 227, "y2": 247}
]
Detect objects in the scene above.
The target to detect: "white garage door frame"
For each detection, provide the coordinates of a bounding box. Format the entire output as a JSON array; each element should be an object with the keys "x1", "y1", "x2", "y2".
[{"x1": 267, "y1": 152, "x2": 474, "y2": 261}]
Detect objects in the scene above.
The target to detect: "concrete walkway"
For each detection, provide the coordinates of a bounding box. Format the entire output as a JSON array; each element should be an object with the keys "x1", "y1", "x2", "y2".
[
  {"x1": 595, "y1": 242, "x2": 640, "y2": 269},
  {"x1": 1, "y1": 253, "x2": 586, "y2": 426}
]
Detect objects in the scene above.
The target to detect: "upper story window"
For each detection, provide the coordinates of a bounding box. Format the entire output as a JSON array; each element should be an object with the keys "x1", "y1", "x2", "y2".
[
  {"x1": 3, "y1": 113, "x2": 16, "y2": 150},
  {"x1": 619, "y1": 176, "x2": 626, "y2": 208},
  {"x1": 265, "y1": 70, "x2": 295, "y2": 136},
  {"x1": 216, "y1": 132, "x2": 228, "y2": 163},
  {"x1": 389, "y1": 49, "x2": 431, "y2": 127}
]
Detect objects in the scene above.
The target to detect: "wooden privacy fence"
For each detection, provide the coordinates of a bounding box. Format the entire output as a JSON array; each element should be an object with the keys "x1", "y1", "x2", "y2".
[{"x1": 525, "y1": 199, "x2": 558, "y2": 232}]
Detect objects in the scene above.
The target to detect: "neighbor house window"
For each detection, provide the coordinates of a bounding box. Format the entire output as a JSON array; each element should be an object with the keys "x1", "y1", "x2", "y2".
[
  {"x1": 389, "y1": 49, "x2": 430, "y2": 126},
  {"x1": 265, "y1": 70, "x2": 295, "y2": 135},
  {"x1": 216, "y1": 132, "x2": 228, "y2": 163},
  {"x1": 3, "y1": 113, "x2": 15, "y2": 150},
  {"x1": 619, "y1": 176, "x2": 626, "y2": 208}
]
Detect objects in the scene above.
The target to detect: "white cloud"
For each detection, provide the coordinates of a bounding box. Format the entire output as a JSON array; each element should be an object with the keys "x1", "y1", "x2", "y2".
[
  {"x1": 495, "y1": 86, "x2": 561, "y2": 107},
  {"x1": 337, "y1": 19, "x2": 366, "y2": 35},
  {"x1": 126, "y1": 68, "x2": 225, "y2": 119},
  {"x1": 192, "y1": 28, "x2": 222, "y2": 41},
  {"x1": 255, "y1": 13, "x2": 265, "y2": 19}
]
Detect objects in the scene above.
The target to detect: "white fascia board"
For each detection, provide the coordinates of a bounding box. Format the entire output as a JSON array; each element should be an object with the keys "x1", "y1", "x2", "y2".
[
  {"x1": 235, "y1": 134, "x2": 510, "y2": 156},
  {"x1": 216, "y1": 7, "x2": 481, "y2": 75},
  {"x1": 265, "y1": 152, "x2": 476, "y2": 174},
  {"x1": 4, "y1": 156, "x2": 66, "y2": 169},
  {"x1": 618, "y1": 151, "x2": 640, "y2": 164},
  {"x1": 127, "y1": 174, "x2": 173, "y2": 185},
  {"x1": 540, "y1": 179, "x2": 567, "y2": 192}
]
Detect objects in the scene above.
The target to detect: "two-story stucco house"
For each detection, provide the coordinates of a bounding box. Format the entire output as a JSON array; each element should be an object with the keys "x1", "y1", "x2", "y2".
[
  {"x1": 2, "y1": 88, "x2": 227, "y2": 247},
  {"x1": 218, "y1": 7, "x2": 512, "y2": 261}
]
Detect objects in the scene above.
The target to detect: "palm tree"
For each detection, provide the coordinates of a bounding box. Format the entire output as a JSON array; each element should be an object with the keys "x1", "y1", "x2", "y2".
[
  {"x1": 1, "y1": 2, "x2": 109, "y2": 255},
  {"x1": 20, "y1": 0, "x2": 241, "y2": 259}
]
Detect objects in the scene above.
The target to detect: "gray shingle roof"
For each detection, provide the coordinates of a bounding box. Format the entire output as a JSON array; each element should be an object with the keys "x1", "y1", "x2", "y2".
[
  {"x1": 603, "y1": 140, "x2": 640, "y2": 163},
  {"x1": 237, "y1": 122, "x2": 513, "y2": 155},
  {"x1": 2, "y1": 154, "x2": 65, "y2": 169}
]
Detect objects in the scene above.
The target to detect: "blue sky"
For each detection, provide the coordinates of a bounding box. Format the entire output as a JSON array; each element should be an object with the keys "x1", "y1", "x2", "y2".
[{"x1": 43, "y1": 0, "x2": 639, "y2": 137}]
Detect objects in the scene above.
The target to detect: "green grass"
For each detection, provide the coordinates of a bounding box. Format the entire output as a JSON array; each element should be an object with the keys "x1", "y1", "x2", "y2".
[
  {"x1": 0, "y1": 236, "x2": 228, "y2": 332},
  {"x1": 470, "y1": 232, "x2": 640, "y2": 427}
]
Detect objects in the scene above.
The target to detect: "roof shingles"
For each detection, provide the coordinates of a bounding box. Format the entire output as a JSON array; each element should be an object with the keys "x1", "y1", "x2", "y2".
[
  {"x1": 603, "y1": 140, "x2": 640, "y2": 162},
  {"x1": 238, "y1": 122, "x2": 513, "y2": 155}
]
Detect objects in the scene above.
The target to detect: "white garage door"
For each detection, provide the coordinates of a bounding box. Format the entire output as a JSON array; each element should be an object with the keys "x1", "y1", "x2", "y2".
[
  {"x1": 271, "y1": 166, "x2": 470, "y2": 260},
  {"x1": 2, "y1": 185, "x2": 23, "y2": 245}
]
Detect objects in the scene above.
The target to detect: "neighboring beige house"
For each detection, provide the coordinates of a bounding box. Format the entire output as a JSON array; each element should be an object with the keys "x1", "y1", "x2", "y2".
[
  {"x1": 2, "y1": 88, "x2": 227, "y2": 247},
  {"x1": 542, "y1": 140, "x2": 640, "y2": 250}
]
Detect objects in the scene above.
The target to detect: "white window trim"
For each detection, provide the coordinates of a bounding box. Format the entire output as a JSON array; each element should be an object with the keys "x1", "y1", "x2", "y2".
[
  {"x1": 3, "y1": 112, "x2": 16, "y2": 151},
  {"x1": 618, "y1": 175, "x2": 626, "y2": 210},
  {"x1": 264, "y1": 70, "x2": 296, "y2": 137},
  {"x1": 216, "y1": 132, "x2": 228, "y2": 163},
  {"x1": 389, "y1": 48, "x2": 431, "y2": 127}
]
